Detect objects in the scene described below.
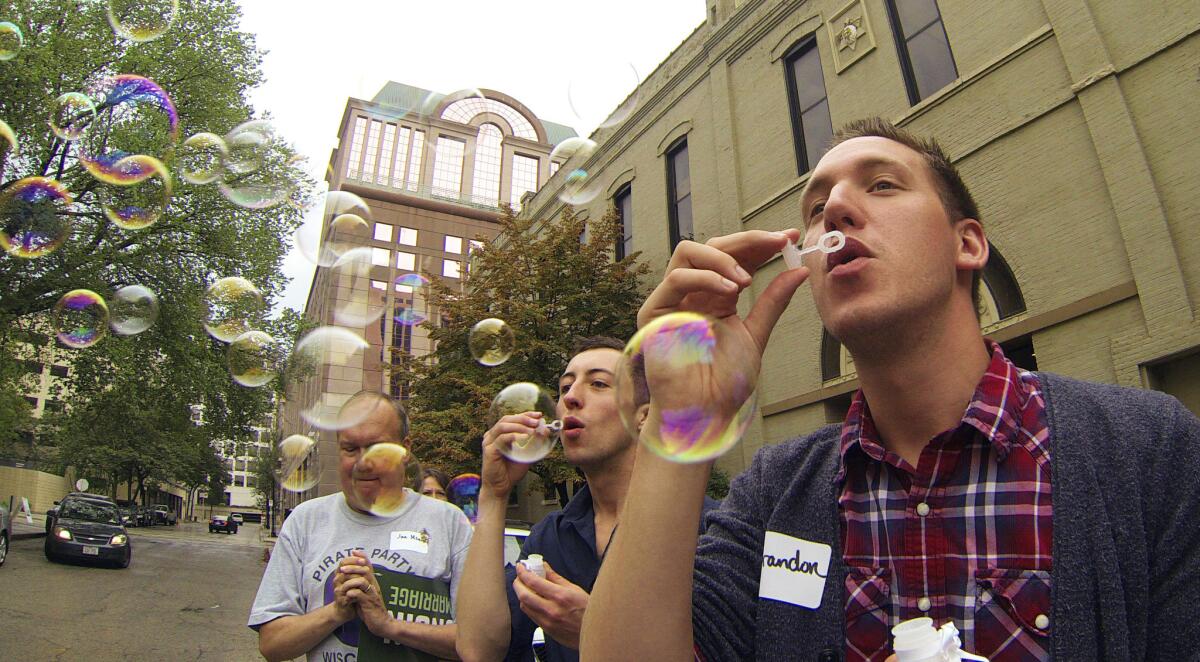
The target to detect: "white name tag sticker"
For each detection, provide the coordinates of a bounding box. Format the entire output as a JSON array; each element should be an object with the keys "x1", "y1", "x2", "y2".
[
  {"x1": 758, "y1": 531, "x2": 832, "y2": 609},
  {"x1": 390, "y1": 530, "x2": 429, "y2": 554}
]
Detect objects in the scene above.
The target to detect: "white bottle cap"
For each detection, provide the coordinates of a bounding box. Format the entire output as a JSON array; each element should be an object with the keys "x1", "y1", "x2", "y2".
[{"x1": 522, "y1": 554, "x2": 546, "y2": 578}]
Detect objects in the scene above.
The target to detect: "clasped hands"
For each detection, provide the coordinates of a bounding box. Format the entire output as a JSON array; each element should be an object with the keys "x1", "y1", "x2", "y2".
[{"x1": 333, "y1": 550, "x2": 393, "y2": 635}]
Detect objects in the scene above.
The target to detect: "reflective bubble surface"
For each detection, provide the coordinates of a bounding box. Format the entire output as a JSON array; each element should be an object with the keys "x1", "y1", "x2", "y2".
[
  {"x1": 567, "y1": 60, "x2": 641, "y2": 131},
  {"x1": 202, "y1": 276, "x2": 264, "y2": 343},
  {"x1": 0, "y1": 177, "x2": 73, "y2": 259},
  {"x1": 330, "y1": 247, "x2": 386, "y2": 329},
  {"x1": 109, "y1": 284, "x2": 159, "y2": 335},
  {"x1": 178, "y1": 132, "x2": 227, "y2": 185},
  {"x1": 291, "y1": 326, "x2": 370, "y2": 430},
  {"x1": 357, "y1": 443, "x2": 411, "y2": 517},
  {"x1": 468, "y1": 318, "x2": 515, "y2": 367},
  {"x1": 488, "y1": 382, "x2": 558, "y2": 463},
  {"x1": 392, "y1": 273, "x2": 430, "y2": 327},
  {"x1": 107, "y1": 0, "x2": 179, "y2": 42},
  {"x1": 227, "y1": 330, "x2": 278, "y2": 388},
  {"x1": 278, "y1": 434, "x2": 320, "y2": 493},
  {"x1": 615, "y1": 312, "x2": 758, "y2": 463},
  {"x1": 49, "y1": 92, "x2": 96, "y2": 141},
  {"x1": 54, "y1": 289, "x2": 109, "y2": 349},
  {"x1": 79, "y1": 75, "x2": 179, "y2": 173},
  {"x1": 0, "y1": 22, "x2": 22, "y2": 61},
  {"x1": 448, "y1": 473, "x2": 481, "y2": 524},
  {"x1": 100, "y1": 155, "x2": 172, "y2": 229}
]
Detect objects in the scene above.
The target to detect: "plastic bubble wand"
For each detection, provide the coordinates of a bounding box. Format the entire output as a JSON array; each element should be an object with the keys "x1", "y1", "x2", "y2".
[{"x1": 781, "y1": 229, "x2": 845, "y2": 270}]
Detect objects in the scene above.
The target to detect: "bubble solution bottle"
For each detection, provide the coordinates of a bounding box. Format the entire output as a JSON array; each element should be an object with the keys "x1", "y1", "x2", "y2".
[
  {"x1": 521, "y1": 554, "x2": 546, "y2": 578},
  {"x1": 891, "y1": 618, "x2": 989, "y2": 662}
]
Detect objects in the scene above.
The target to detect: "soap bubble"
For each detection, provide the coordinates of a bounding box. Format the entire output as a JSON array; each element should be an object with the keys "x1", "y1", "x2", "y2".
[
  {"x1": 293, "y1": 187, "x2": 372, "y2": 268},
  {"x1": 468, "y1": 318, "x2": 515, "y2": 367},
  {"x1": 559, "y1": 168, "x2": 601, "y2": 206},
  {"x1": 222, "y1": 119, "x2": 273, "y2": 175},
  {"x1": 0, "y1": 119, "x2": 16, "y2": 158},
  {"x1": 203, "y1": 276, "x2": 265, "y2": 342},
  {"x1": 392, "y1": 273, "x2": 430, "y2": 327},
  {"x1": 227, "y1": 330, "x2": 279, "y2": 388},
  {"x1": 107, "y1": 0, "x2": 179, "y2": 42},
  {"x1": 615, "y1": 312, "x2": 758, "y2": 463},
  {"x1": 278, "y1": 434, "x2": 320, "y2": 493},
  {"x1": 329, "y1": 213, "x2": 369, "y2": 256},
  {"x1": 290, "y1": 326, "x2": 371, "y2": 430},
  {"x1": 567, "y1": 60, "x2": 641, "y2": 131},
  {"x1": 356, "y1": 443, "x2": 412, "y2": 517},
  {"x1": 448, "y1": 473, "x2": 481, "y2": 524},
  {"x1": 109, "y1": 284, "x2": 159, "y2": 335},
  {"x1": 100, "y1": 155, "x2": 172, "y2": 229},
  {"x1": 216, "y1": 120, "x2": 296, "y2": 209},
  {"x1": 49, "y1": 92, "x2": 96, "y2": 141},
  {"x1": 79, "y1": 75, "x2": 179, "y2": 174},
  {"x1": 330, "y1": 248, "x2": 387, "y2": 328},
  {"x1": 53, "y1": 290, "x2": 109, "y2": 349},
  {"x1": 178, "y1": 132, "x2": 227, "y2": 185},
  {"x1": 488, "y1": 382, "x2": 558, "y2": 463},
  {"x1": 549, "y1": 137, "x2": 597, "y2": 166},
  {"x1": 0, "y1": 22, "x2": 22, "y2": 61},
  {"x1": 0, "y1": 177, "x2": 73, "y2": 259}
]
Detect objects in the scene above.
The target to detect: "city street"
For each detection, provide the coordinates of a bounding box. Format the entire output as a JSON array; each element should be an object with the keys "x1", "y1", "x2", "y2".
[{"x1": 0, "y1": 520, "x2": 269, "y2": 661}]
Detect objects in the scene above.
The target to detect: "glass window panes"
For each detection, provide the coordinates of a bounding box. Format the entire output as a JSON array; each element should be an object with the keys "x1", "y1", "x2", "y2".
[
  {"x1": 378, "y1": 123, "x2": 396, "y2": 185},
  {"x1": 511, "y1": 154, "x2": 540, "y2": 207},
  {"x1": 370, "y1": 280, "x2": 387, "y2": 291},
  {"x1": 371, "y1": 247, "x2": 390, "y2": 267},
  {"x1": 786, "y1": 39, "x2": 834, "y2": 173},
  {"x1": 471, "y1": 124, "x2": 503, "y2": 205},
  {"x1": 667, "y1": 140, "x2": 693, "y2": 248},
  {"x1": 443, "y1": 259, "x2": 461, "y2": 278},
  {"x1": 906, "y1": 23, "x2": 957, "y2": 99},
  {"x1": 407, "y1": 130, "x2": 425, "y2": 191},
  {"x1": 468, "y1": 240, "x2": 484, "y2": 253},
  {"x1": 444, "y1": 235, "x2": 462, "y2": 253},
  {"x1": 346, "y1": 117, "x2": 367, "y2": 179},
  {"x1": 398, "y1": 227, "x2": 418, "y2": 246},
  {"x1": 615, "y1": 185, "x2": 633, "y2": 260},
  {"x1": 391, "y1": 127, "x2": 411, "y2": 188},
  {"x1": 397, "y1": 252, "x2": 415, "y2": 271},
  {"x1": 895, "y1": 0, "x2": 940, "y2": 34},
  {"x1": 362, "y1": 120, "x2": 382, "y2": 181},
  {"x1": 373, "y1": 223, "x2": 393, "y2": 242},
  {"x1": 432, "y1": 136, "x2": 466, "y2": 198},
  {"x1": 441, "y1": 97, "x2": 538, "y2": 140}
]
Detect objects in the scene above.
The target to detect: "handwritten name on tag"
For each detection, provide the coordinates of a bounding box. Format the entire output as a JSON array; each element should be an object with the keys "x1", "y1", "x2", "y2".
[
  {"x1": 758, "y1": 531, "x2": 832, "y2": 609},
  {"x1": 390, "y1": 530, "x2": 429, "y2": 554}
]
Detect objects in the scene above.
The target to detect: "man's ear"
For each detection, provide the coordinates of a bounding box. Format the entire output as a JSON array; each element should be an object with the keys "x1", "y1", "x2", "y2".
[
  {"x1": 954, "y1": 218, "x2": 988, "y2": 272},
  {"x1": 634, "y1": 404, "x2": 650, "y2": 434}
]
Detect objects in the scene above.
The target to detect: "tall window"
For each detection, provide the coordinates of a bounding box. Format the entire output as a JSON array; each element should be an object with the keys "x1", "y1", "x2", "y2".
[
  {"x1": 614, "y1": 184, "x2": 633, "y2": 260},
  {"x1": 666, "y1": 139, "x2": 693, "y2": 249},
  {"x1": 885, "y1": 0, "x2": 958, "y2": 104},
  {"x1": 784, "y1": 37, "x2": 834, "y2": 174},
  {"x1": 511, "y1": 154, "x2": 540, "y2": 207},
  {"x1": 377, "y1": 123, "x2": 396, "y2": 185},
  {"x1": 407, "y1": 130, "x2": 425, "y2": 191},
  {"x1": 471, "y1": 124, "x2": 503, "y2": 204},
  {"x1": 362, "y1": 120, "x2": 382, "y2": 181},
  {"x1": 391, "y1": 127, "x2": 411, "y2": 188},
  {"x1": 431, "y1": 136, "x2": 466, "y2": 198},
  {"x1": 346, "y1": 117, "x2": 367, "y2": 179}
]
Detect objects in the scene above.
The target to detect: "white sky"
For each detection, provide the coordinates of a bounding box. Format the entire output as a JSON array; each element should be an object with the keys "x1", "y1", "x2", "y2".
[{"x1": 234, "y1": 0, "x2": 706, "y2": 314}]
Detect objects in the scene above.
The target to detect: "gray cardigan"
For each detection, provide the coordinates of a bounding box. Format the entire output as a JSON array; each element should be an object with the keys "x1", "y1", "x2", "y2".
[{"x1": 692, "y1": 373, "x2": 1200, "y2": 660}]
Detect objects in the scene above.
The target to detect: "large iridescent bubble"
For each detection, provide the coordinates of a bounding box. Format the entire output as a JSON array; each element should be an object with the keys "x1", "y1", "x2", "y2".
[
  {"x1": 278, "y1": 434, "x2": 320, "y2": 493},
  {"x1": 392, "y1": 274, "x2": 430, "y2": 327},
  {"x1": 0, "y1": 177, "x2": 73, "y2": 258},
  {"x1": 488, "y1": 382, "x2": 558, "y2": 464},
  {"x1": 290, "y1": 326, "x2": 371, "y2": 431},
  {"x1": 49, "y1": 92, "x2": 96, "y2": 141},
  {"x1": 227, "y1": 330, "x2": 279, "y2": 388},
  {"x1": 178, "y1": 132, "x2": 227, "y2": 185},
  {"x1": 357, "y1": 443, "x2": 412, "y2": 517},
  {"x1": 217, "y1": 120, "x2": 296, "y2": 209},
  {"x1": 79, "y1": 75, "x2": 179, "y2": 177},
  {"x1": 53, "y1": 290, "x2": 109, "y2": 349},
  {"x1": 109, "y1": 284, "x2": 159, "y2": 335},
  {"x1": 107, "y1": 0, "x2": 179, "y2": 43},
  {"x1": 615, "y1": 312, "x2": 758, "y2": 463},
  {"x1": 468, "y1": 318, "x2": 515, "y2": 367},
  {"x1": 203, "y1": 276, "x2": 265, "y2": 343},
  {"x1": 99, "y1": 155, "x2": 172, "y2": 229},
  {"x1": 0, "y1": 22, "x2": 23, "y2": 61},
  {"x1": 448, "y1": 473, "x2": 481, "y2": 524}
]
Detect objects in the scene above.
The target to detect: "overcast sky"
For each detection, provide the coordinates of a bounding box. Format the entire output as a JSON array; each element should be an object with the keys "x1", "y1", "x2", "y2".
[{"x1": 234, "y1": 0, "x2": 706, "y2": 314}]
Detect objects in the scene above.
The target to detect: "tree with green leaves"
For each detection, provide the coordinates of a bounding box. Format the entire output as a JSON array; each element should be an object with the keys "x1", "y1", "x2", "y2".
[{"x1": 391, "y1": 206, "x2": 650, "y2": 499}]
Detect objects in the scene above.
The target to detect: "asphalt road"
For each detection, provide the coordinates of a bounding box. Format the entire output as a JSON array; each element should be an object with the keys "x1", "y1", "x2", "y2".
[{"x1": 0, "y1": 521, "x2": 269, "y2": 661}]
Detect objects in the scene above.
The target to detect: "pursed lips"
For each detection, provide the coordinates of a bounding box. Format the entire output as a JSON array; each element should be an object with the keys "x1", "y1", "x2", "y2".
[{"x1": 826, "y1": 236, "x2": 873, "y2": 273}]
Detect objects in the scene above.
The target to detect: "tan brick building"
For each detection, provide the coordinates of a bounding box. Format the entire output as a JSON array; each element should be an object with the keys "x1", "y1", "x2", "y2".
[{"x1": 522, "y1": 0, "x2": 1200, "y2": 477}]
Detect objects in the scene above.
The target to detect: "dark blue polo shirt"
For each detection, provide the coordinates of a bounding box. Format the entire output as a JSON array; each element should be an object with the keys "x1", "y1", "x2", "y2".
[{"x1": 504, "y1": 484, "x2": 720, "y2": 662}]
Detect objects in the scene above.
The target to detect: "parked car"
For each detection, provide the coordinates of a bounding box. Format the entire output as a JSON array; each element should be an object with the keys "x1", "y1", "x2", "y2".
[
  {"x1": 209, "y1": 515, "x2": 238, "y2": 534},
  {"x1": 229, "y1": 513, "x2": 244, "y2": 524},
  {"x1": 151, "y1": 505, "x2": 177, "y2": 526},
  {"x1": 0, "y1": 500, "x2": 9, "y2": 568},
  {"x1": 46, "y1": 493, "x2": 116, "y2": 535},
  {"x1": 44, "y1": 497, "x2": 131, "y2": 568},
  {"x1": 136, "y1": 505, "x2": 155, "y2": 527},
  {"x1": 115, "y1": 501, "x2": 137, "y2": 528}
]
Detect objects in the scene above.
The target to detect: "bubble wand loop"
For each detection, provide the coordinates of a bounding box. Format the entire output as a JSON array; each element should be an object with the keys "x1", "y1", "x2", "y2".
[{"x1": 781, "y1": 229, "x2": 845, "y2": 270}]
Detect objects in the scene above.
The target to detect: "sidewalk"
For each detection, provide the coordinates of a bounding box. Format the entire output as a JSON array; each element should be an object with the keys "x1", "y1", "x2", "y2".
[{"x1": 11, "y1": 512, "x2": 47, "y2": 540}]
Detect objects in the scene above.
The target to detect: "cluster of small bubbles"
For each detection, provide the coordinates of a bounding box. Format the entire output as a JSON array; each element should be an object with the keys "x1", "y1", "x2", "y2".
[
  {"x1": 216, "y1": 120, "x2": 295, "y2": 209},
  {"x1": 99, "y1": 155, "x2": 172, "y2": 229},
  {"x1": 227, "y1": 330, "x2": 279, "y2": 388},
  {"x1": 107, "y1": 0, "x2": 179, "y2": 43},
  {"x1": 291, "y1": 326, "x2": 370, "y2": 430},
  {"x1": 357, "y1": 443, "x2": 411, "y2": 517},
  {"x1": 278, "y1": 434, "x2": 320, "y2": 493},
  {"x1": 53, "y1": 290, "x2": 109, "y2": 349},
  {"x1": 448, "y1": 473, "x2": 481, "y2": 524},
  {"x1": 615, "y1": 312, "x2": 759, "y2": 463},
  {"x1": 567, "y1": 61, "x2": 641, "y2": 132},
  {"x1": 559, "y1": 168, "x2": 601, "y2": 206},
  {"x1": 468, "y1": 318, "x2": 515, "y2": 367},
  {"x1": 203, "y1": 276, "x2": 265, "y2": 343},
  {"x1": 0, "y1": 22, "x2": 22, "y2": 61},
  {"x1": 79, "y1": 75, "x2": 179, "y2": 175},
  {"x1": 488, "y1": 382, "x2": 559, "y2": 463},
  {"x1": 330, "y1": 248, "x2": 386, "y2": 328},
  {"x1": 0, "y1": 177, "x2": 74, "y2": 259},
  {"x1": 178, "y1": 132, "x2": 227, "y2": 185},
  {"x1": 392, "y1": 274, "x2": 430, "y2": 327},
  {"x1": 49, "y1": 93, "x2": 96, "y2": 141},
  {"x1": 109, "y1": 284, "x2": 159, "y2": 335}
]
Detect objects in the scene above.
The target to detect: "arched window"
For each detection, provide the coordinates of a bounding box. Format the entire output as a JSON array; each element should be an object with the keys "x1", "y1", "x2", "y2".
[
  {"x1": 441, "y1": 98, "x2": 538, "y2": 140},
  {"x1": 471, "y1": 124, "x2": 503, "y2": 204}
]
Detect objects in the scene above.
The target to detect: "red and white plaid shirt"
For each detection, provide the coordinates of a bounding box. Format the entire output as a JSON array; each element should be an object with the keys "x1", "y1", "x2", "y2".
[{"x1": 838, "y1": 341, "x2": 1052, "y2": 661}]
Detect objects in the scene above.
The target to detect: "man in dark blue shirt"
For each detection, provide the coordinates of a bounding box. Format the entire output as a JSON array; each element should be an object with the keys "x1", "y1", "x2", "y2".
[{"x1": 455, "y1": 337, "x2": 718, "y2": 662}]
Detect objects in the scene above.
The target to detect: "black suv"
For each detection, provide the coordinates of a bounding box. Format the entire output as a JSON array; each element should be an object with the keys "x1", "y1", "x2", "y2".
[
  {"x1": 44, "y1": 497, "x2": 131, "y2": 568},
  {"x1": 209, "y1": 515, "x2": 238, "y2": 534}
]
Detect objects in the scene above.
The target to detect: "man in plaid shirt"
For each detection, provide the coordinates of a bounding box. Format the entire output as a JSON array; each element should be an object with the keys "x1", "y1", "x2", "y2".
[{"x1": 581, "y1": 118, "x2": 1200, "y2": 660}]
